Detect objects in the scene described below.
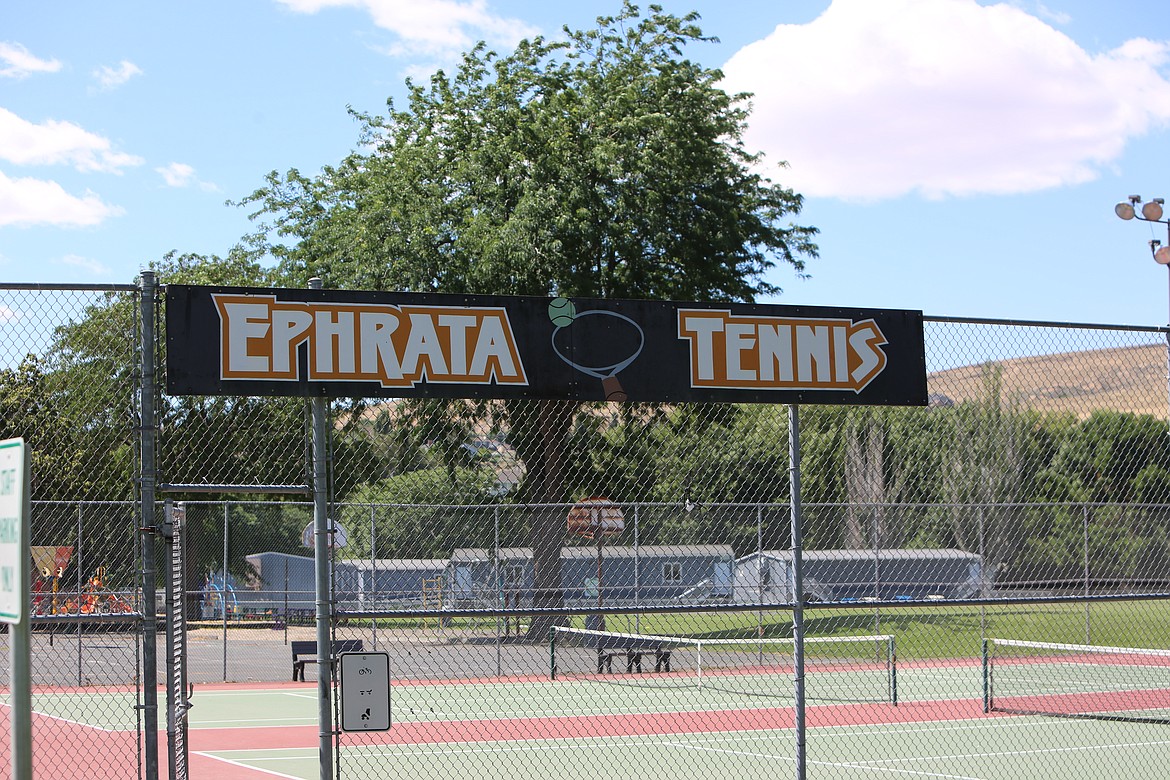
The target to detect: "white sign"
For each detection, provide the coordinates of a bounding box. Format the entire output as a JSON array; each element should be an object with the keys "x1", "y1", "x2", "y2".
[
  {"x1": 301, "y1": 519, "x2": 348, "y2": 549},
  {"x1": 340, "y1": 652, "x2": 390, "y2": 731},
  {"x1": 0, "y1": 438, "x2": 28, "y2": 624}
]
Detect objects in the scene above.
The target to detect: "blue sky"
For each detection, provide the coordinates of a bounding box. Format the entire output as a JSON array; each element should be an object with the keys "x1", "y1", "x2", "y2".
[{"x1": 3, "y1": 0, "x2": 1170, "y2": 327}]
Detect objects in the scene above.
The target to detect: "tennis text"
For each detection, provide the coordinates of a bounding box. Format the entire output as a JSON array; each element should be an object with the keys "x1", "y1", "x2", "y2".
[
  {"x1": 677, "y1": 310, "x2": 889, "y2": 393},
  {"x1": 213, "y1": 294, "x2": 528, "y2": 388}
]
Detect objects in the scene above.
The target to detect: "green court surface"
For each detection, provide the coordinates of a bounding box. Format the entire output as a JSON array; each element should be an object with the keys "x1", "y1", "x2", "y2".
[
  {"x1": 14, "y1": 662, "x2": 938, "y2": 731},
  {"x1": 11, "y1": 662, "x2": 1170, "y2": 779},
  {"x1": 209, "y1": 718, "x2": 1170, "y2": 780}
]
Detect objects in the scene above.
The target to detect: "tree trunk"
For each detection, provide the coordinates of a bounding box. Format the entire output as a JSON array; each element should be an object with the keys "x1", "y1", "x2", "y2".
[{"x1": 506, "y1": 399, "x2": 578, "y2": 641}]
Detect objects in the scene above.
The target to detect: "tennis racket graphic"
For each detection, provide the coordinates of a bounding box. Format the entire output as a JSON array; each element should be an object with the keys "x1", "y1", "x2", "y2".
[{"x1": 549, "y1": 300, "x2": 645, "y2": 402}]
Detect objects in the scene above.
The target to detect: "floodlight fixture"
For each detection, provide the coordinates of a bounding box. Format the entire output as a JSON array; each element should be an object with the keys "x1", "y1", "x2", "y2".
[{"x1": 1118, "y1": 193, "x2": 1170, "y2": 438}]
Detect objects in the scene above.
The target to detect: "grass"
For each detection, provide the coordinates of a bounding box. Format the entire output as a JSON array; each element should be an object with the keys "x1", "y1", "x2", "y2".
[
  {"x1": 347, "y1": 598, "x2": 1170, "y2": 664},
  {"x1": 590, "y1": 599, "x2": 1170, "y2": 662}
]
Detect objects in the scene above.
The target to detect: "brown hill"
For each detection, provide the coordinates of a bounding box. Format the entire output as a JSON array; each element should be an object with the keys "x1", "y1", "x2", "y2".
[{"x1": 927, "y1": 343, "x2": 1168, "y2": 419}]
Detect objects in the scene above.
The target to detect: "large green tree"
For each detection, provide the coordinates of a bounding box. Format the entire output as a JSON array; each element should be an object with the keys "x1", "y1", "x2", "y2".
[{"x1": 234, "y1": 2, "x2": 817, "y2": 634}]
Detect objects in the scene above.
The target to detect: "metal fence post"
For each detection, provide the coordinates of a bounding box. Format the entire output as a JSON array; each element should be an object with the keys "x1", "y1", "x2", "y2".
[
  {"x1": 309, "y1": 278, "x2": 334, "y2": 780},
  {"x1": 76, "y1": 504, "x2": 83, "y2": 687},
  {"x1": 1083, "y1": 503, "x2": 1092, "y2": 644},
  {"x1": 494, "y1": 503, "x2": 502, "y2": 676},
  {"x1": 222, "y1": 504, "x2": 229, "y2": 682},
  {"x1": 370, "y1": 504, "x2": 377, "y2": 651},
  {"x1": 138, "y1": 271, "x2": 160, "y2": 780},
  {"x1": 789, "y1": 404, "x2": 807, "y2": 780}
]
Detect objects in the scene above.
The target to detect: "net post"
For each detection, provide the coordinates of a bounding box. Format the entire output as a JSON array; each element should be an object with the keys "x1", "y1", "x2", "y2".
[
  {"x1": 888, "y1": 636, "x2": 898, "y2": 706},
  {"x1": 549, "y1": 625, "x2": 557, "y2": 680},
  {"x1": 982, "y1": 638, "x2": 991, "y2": 713}
]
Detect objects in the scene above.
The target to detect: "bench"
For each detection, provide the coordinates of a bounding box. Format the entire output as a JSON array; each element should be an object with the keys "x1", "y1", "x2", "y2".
[
  {"x1": 595, "y1": 637, "x2": 672, "y2": 674},
  {"x1": 291, "y1": 639, "x2": 364, "y2": 681}
]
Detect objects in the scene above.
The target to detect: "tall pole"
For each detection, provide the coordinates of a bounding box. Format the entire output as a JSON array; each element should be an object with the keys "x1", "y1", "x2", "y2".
[
  {"x1": 221, "y1": 504, "x2": 229, "y2": 681},
  {"x1": 8, "y1": 440, "x2": 33, "y2": 780},
  {"x1": 1164, "y1": 260, "x2": 1169, "y2": 439},
  {"x1": 310, "y1": 277, "x2": 334, "y2": 780},
  {"x1": 789, "y1": 404, "x2": 807, "y2": 780},
  {"x1": 138, "y1": 271, "x2": 160, "y2": 780},
  {"x1": 1113, "y1": 196, "x2": 1170, "y2": 434},
  {"x1": 595, "y1": 509, "x2": 605, "y2": 633}
]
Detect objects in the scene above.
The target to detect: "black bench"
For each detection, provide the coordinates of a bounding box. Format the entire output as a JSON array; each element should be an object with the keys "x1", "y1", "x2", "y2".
[
  {"x1": 291, "y1": 639, "x2": 364, "y2": 681},
  {"x1": 595, "y1": 637, "x2": 672, "y2": 674}
]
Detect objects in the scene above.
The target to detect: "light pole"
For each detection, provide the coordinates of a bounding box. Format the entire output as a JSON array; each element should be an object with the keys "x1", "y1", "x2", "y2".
[{"x1": 1115, "y1": 195, "x2": 1170, "y2": 436}]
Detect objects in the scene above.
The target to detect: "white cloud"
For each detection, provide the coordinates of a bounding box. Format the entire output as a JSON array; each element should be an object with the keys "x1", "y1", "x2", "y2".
[
  {"x1": 721, "y1": 0, "x2": 1170, "y2": 201},
  {"x1": 155, "y1": 162, "x2": 218, "y2": 191},
  {"x1": 61, "y1": 254, "x2": 110, "y2": 276},
  {"x1": 0, "y1": 304, "x2": 20, "y2": 324},
  {"x1": 92, "y1": 59, "x2": 142, "y2": 90},
  {"x1": 275, "y1": 0, "x2": 539, "y2": 60},
  {"x1": 156, "y1": 162, "x2": 196, "y2": 187},
  {"x1": 0, "y1": 42, "x2": 61, "y2": 78},
  {"x1": 1028, "y1": 2, "x2": 1072, "y2": 26},
  {"x1": 0, "y1": 107, "x2": 143, "y2": 173},
  {"x1": 0, "y1": 169, "x2": 124, "y2": 227}
]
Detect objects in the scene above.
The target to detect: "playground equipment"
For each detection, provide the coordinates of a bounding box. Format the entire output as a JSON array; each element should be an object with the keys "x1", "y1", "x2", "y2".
[
  {"x1": 67, "y1": 567, "x2": 135, "y2": 615},
  {"x1": 29, "y1": 546, "x2": 134, "y2": 616},
  {"x1": 30, "y1": 546, "x2": 72, "y2": 615},
  {"x1": 201, "y1": 573, "x2": 240, "y2": 620}
]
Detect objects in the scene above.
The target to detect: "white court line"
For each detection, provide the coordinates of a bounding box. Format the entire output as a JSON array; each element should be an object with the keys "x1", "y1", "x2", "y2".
[
  {"x1": 211, "y1": 723, "x2": 1166, "y2": 778},
  {"x1": 0, "y1": 700, "x2": 123, "y2": 733},
  {"x1": 232, "y1": 742, "x2": 611, "y2": 761},
  {"x1": 660, "y1": 741, "x2": 983, "y2": 780},
  {"x1": 810, "y1": 713, "x2": 1170, "y2": 743},
  {"x1": 213, "y1": 733, "x2": 783, "y2": 760},
  {"x1": 852, "y1": 737, "x2": 1170, "y2": 767},
  {"x1": 193, "y1": 715, "x2": 316, "y2": 726},
  {"x1": 179, "y1": 688, "x2": 316, "y2": 697},
  {"x1": 194, "y1": 751, "x2": 307, "y2": 779}
]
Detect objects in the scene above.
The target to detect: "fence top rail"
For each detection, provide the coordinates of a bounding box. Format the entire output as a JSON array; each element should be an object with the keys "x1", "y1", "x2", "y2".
[
  {"x1": 336, "y1": 591, "x2": 1170, "y2": 620},
  {"x1": 0, "y1": 284, "x2": 1165, "y2": 331},
  {"x1": 1, "y1": 282, "x2": 139, "y2": 292},
  {"x1": 31, "y1": 500, "x2": 138, "y2": 507},
  {"x1": 29, "y1": 500, "x2": 1170, "y2": 512},
  {"x1": 158, "y1": 483, "x2": 311, "y2": 495},
  {"x1": 30, "y1": 499, "x2": 1170, "y2": 510},
  {"x1": 924, "y1": 313, "x2": 1168, "y2": 333},
  {"x1": 253, "y1": 500, "x2": 1170, "y2": 511},
  {"x1": 29, "y1": 612, "x2": 142, "y2": 625}
]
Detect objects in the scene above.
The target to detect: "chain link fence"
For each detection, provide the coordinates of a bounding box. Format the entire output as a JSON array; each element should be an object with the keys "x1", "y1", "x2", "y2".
[
  {"x1": 0, "y1": 285, "x2": 143, "y2": 779},
  {"x1": 5, "y1": 283, "x2": 1170, "y2": 779}
]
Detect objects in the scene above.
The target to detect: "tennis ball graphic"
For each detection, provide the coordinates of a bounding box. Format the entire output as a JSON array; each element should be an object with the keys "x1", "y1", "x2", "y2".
[{"x1": 548, "y1": 297, "x2": 576, "y2": 327}]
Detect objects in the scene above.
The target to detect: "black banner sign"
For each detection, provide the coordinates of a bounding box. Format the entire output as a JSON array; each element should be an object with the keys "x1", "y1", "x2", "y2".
[{"x1": 165, "y1": 285, "x2": 927, "y2": 405}]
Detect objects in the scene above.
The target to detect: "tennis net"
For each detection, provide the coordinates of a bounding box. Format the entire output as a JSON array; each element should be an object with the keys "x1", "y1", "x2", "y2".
[
  {"x1": 551, "y1": 626, "x2": 897, "y2": 704},
  {"x1": 983, "y1": 638, "x2": 1170, "y2": 724}
]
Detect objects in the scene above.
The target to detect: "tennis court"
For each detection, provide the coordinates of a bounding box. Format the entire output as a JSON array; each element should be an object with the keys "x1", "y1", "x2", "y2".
[{"x1": 11, "y1": 642, "x2": 1170, "y2": 780}]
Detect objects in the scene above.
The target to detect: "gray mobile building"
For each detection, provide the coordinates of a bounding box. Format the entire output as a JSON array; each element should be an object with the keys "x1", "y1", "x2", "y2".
[
  {"x1": 241, "y1": 551, "x2": 317, "y2": 613},
  {"x1": 731, "y1": 548, "x2": 986, "y2": 603},
  {"x1": 333, "y1": 558, "x2": 447, "y2": 609},
  {"x1": 244, "y1": 551, "x2": 446, "y2": 612},
  {"x1": 446, "y1": 545, "x2": 734, "y2": 607}
]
